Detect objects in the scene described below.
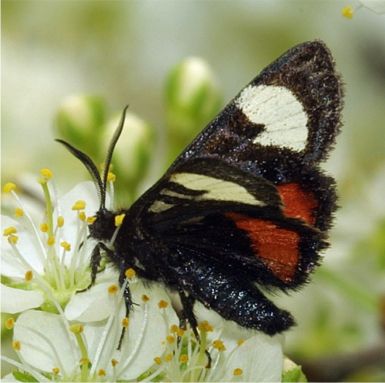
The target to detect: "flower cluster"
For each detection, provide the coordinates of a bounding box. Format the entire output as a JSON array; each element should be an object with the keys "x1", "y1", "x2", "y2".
[{"x1": 1, "y1": 171, "x2": 291, "y2": 382}]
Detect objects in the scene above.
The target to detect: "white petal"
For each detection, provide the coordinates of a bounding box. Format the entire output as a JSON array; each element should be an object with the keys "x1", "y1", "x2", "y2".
[
  {"x1": 65, "y1": 275, "x2": 118, "y2": 322},
  {"x1": 1, "y1": 284, "x2": 44, "y2": 313},
  {"x1": 221, "y1": 334, "x2": 283, "y2": 382},
  {"x1": 360, "y1": 0, "x2": 385, "y2": 13},
  {"x1": 1, "y1": 215, "x2": 44, "y2": 277},
  {"x1": 115, "y1": 281, "x2": 179, "y2": 379},
  {"x1": 54, "y1": 182, "x2": 101, "y2": 265},
  {"x1": 13, "y1": 310, "x2": 78, "y2": 375}
]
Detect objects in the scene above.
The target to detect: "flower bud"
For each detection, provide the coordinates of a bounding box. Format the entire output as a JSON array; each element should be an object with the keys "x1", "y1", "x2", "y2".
[
  {"x1": 104, "y1": 112, "x2": 155, "y2": 202},
  {"x1": 55, "y1": 95, "x2": 106, "y2": 158},
  {"x1": 165, "y1": 57, "x2": 221, "y2": 161}
]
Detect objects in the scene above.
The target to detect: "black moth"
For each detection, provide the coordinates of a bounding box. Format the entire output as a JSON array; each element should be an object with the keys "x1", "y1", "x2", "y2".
[{"x1": 57, "y1": 40, "x2": 342, "y2": 339}]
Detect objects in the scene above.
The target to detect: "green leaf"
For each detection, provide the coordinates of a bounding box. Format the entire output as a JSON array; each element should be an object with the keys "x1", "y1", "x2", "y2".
[
  {"x1": 282, "y1": 365, "x2": 308, "y2": 382},
  {"x1": 12, "y1": 370, "x2": 39, "y2": 382}
]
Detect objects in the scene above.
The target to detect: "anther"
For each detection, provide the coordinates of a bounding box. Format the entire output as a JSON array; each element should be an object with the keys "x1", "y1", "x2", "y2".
[
  {"x1": 233, "y1": 368, "x2": 243, "y2": 376},
  {"x1": 158, "y1": 300, "x2": 169, "y2": 309},
  {"x1": 237, "y1": 339, "x2": 245, "y2": 346},
  {"x1": 342, "y1": 5, "x2": 354, "y2": 19},
  {"x1": 52, "y1": 367, "x2": 60, "y2": 375},
  {"x1": 40, "y1": 168, "x2": 53, "y2": 181},
  {"x1": 25, "y1": 270, "x2": 33, "y2": 282},
  {"x1": 111, "y1": 359, "x2": 119, "y2": 367},
  {"x1": 121, "y1": 317, "x2": 129, "y2": 328},
  {"x1": 72, "y1": 200, "x2": 86, "y2": 211},
  {"x1": 57, "y1": 216, "x2": 65, "y2": 227},
  {"x1": 142, "y1": 294, "x2": 150, "y2": 302},
  {"x1": 70, "y1": 323, "x2": 84, "y2": 334},
  {"x1": 40, "y1": 223, "x2": 49, "y2": 233},
  {"x1": 86, "y1": 216, "x2": 96, "y2": 224},
  {"x1": 15, "y1": 208, "x2": 24, "y2": 217},
  {"x1": 154, "y1": 356, "x2": 162, "y2": 365},
  {"x1": 3, "y1": 226, "x2": 17, "y2": 236},
  {"x1": 107, "y1": 171, "x2": 116, "y2": 182},
  {"x1": 198, "y1": 320, "x2": 213, "y2": 332},
  {"x1": 108, "y1": 284, "x2": 118, "y2": 295},
  {"x1": 12, "y1": 340, "x2": 21, "y2": 351},
  {"x1": 3, "y1": 182, "x2": 16, "y2": 193},
  {"x1": 114, "y1": 213, "x2": 126, "y2": 227},
  {"x1": 60, "y1": 241, "x2": 71, "y2": 252},
  {"x1": 166, "y1": 335, "x2": 175, "y2": 344},
  {"x1": 164, "y1": 353, "x2": 173, "y2": 362},
  {"x1": 97, "y1": 369, "x2": 106, "y2": 377},
  {"x1": 179, "y1": 354, "x2": 189, "y2": 363},
  {"x1": 78, "y1": 211, "x2": 86, "y2": 221},
  {"x1": 125, "y1": 268, "x2": 136, "y2": 279},
  {"x1": 47, "y1": 236, "x2": 55, "y2": 246},
  {"x1": 8, "y1": 235, "x2": 18, "y2": 245},
  {"x1": 212, "y1": 339, "x2": 226, "y2": 351},
  {"x1": 5, "y1": 318, "x2": 15, "y2": 330}
]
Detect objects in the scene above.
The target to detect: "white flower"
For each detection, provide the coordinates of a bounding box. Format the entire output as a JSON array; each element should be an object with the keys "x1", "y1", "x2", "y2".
[
  {"x1": 1, "y1": 172, "x2": 285, "y2": 382},
  {"x1": 1, "y1": 173, "x2": 103, "y2": 315}
]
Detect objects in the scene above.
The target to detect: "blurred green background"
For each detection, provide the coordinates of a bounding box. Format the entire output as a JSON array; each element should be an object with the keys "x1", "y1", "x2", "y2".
[{"x1": 2, "y1": 0, "x2": 385, "y2": 381}]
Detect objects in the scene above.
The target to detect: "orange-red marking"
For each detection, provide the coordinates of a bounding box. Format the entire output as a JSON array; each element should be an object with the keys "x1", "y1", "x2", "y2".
[
  {"x1": 227, "y1": 213, "x2": 299, "y2": 282},
  {"x1": 277, "y1": 183, "x2": 318, "y2": 225}
]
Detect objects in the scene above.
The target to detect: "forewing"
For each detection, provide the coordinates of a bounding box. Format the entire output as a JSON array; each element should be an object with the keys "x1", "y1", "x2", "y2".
[{"x1": 134, "y1": 157, "x2": 324, "y2": 289}]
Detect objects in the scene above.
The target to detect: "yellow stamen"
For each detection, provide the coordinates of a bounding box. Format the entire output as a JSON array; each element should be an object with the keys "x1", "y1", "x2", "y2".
[
  {"x1": 86, "y1": 216, "x2": 96, "y2": 224},
  {"x1": 121, "y1": 317, "x2": 129, "y2": 328},
  {"x1": 15, "y1": 208, "x2": 24, "y2": 217},
  {"x1": 342, "y1": 5, "x2": 354, "y2": 19},
  {"x1": 237, "y1": 338, "x2": 245, "y2": 346},
  {"x1": 78, "y1": 211, "x2": 86, "y2": 221},
  {"x1": 72, "y1": 200, "x2": 86, "y2": 211},
  {"x1": 25, "y1": 270, "x2": 33, "y2": 282},
  {"x1": 170, "y1": 324, "x2": 179, "y2": 333},
  {"x1": 154, "y1": 356, "x2": 162, "y2": 365},
  {"x1": 114, "y1": 213, "x2": 126, "y2": 227},
  {"x1": 5, "y1": 318, "x2": 15, "y2": 330},
  {"x1": 111, "y1": 359, "x2": 119, "y2": 367},
  {"x1": 70, "y1": 323, "x2": 84, "y2": 334},
  {"x1": 57, "y1": 216, "x2": 65, "y2": 227},
  {"x1": 47, "y1": 236, "x2": 55, "y2": 246},
  {"x1": 166, "y1": 335, "x2": 175, "y2": 344},
  {"x1": 233, "y1": 368, "x2": 243, "y2": 376},
  {"x1": 60, "y1": 241, "x2": 71, "y2": 252},
  {"x1": 40, "y1": 223, "x2": 49, "y2": 233},
  {"x1": 97, "y1": 369, "x2": 106, "y2": 377},
  {"x1": 107, "y1": 171, "x2": 116, "y2": 182},
  {"x1": 198, "y1": 320, "x2": 213, "y2": 332},
  {"x1": 8, "y1": 235, "x2": 18, "y2": 245},
  {"x1": 158, "y1": 299, "x2": 169, "y2": 309},
  {"x1": 3, "y1": 226, "x2": 17, "y2": 236},
  {"x1": 12, "y1": 340, "x2": 21, "y2": 351},
  {"x1": 52, "y1": 367, "x2": 60, "y2": 375},
  {"x1": 108, "y1": 284, "x2": 118, "y2": 295},
  {"x1": 125, "y1": 268, "x2": 136, "y2": 279},
  {"x1": 40, "y1": 168, "x2": 53, "y2": 180},
  {"x1": 213, "y1": 339, "x2": 226, "y2": 351},
  {"x1": 142, "y1": 294, "x2": 150, "y2": 302},
  {"x1": 179, "y1": 354, "x2": 189, "y2": 363},
  {"x1": 80, "y1": 358, "x2": 90, "y2": 366},
  {"x1": 3, "y1": 182, "x2": 16, "y2": 193},
  {"x1": 164, "y1": 353, "x2": 173, "y2": 362}
]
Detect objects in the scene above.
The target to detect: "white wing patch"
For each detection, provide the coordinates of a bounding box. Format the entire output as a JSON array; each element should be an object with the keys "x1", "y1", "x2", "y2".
[
  {"x1": 170, "y1": 173, "x2": 265, "y2": 206},
  {"x1": 236, "y1": 85, "x2": 308, "y2": 151}
]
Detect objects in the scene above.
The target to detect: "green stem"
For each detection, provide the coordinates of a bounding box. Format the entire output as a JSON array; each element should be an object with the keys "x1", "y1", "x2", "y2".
[{"x1": 73, "y1": 331, "x2": 90, "y2": 382}]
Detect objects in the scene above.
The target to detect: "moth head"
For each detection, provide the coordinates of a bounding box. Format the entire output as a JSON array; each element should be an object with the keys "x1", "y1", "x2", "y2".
[
  {"x1": 56, "y1": 106, "x2": 128, "y2": 221},
  {"x1": 88, "y1": 208, "x2": 116, "y2": 241}
]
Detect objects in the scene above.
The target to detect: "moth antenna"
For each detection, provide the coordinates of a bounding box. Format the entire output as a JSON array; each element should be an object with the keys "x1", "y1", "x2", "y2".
[
  {"x1": 55, "y1": 139, "x2": 104, "y2": 205},
  {"x1": 101, "y1": 105, "x2": 129, "y2": 208}
]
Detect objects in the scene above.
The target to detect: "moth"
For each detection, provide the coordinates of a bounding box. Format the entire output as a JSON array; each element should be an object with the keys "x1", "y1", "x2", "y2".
[{"x1": 57, "y1": 40, "x2": 342, "y2": 337}]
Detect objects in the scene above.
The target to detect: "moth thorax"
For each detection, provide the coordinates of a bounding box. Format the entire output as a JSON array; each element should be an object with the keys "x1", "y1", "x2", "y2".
[{"x1": 89, "y1": 209, "x2": 117, "y2": 241}]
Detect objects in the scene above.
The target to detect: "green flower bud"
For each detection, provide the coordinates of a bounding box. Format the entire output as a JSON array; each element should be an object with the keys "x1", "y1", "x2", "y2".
[
  {"x1": 165, "y1": 57, "x2": 222, "y2": 162},
  {"x1": 282, "y1": 358, "x2": 308, "y2": 382},
  {"x1": 55, "y1": 95, "x2": 106, "y2": 159},
  {"x1": 104, "y1": 112, "x2": 155, "y2": 203}
]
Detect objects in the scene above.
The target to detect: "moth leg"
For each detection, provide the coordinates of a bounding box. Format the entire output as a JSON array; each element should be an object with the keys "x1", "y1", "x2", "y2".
[
  {"x1": 179, "y1": 289, "x2": 211, "y2": 368},
  {"x1": 117, "y1": 267, "x2": 134, "y2": 350},
  {"x1": 77, "y1": 242, "x2": 112, "y2": 292}
]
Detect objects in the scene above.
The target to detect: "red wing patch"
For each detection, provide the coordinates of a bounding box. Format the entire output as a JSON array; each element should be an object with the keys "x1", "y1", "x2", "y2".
[
  {"x1": 277, "y1": 183, "x2": 318, "y2": 225},
  {"x1": 227, "y1": 213, "x2": 299, "y2": 283}
]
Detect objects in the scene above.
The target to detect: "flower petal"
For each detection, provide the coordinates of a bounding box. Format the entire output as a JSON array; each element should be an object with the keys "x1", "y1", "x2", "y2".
[
  {"x1": 221, "y1": 334, "x2": 283, "y2": 382},
  {"x1": 64, "y1": 271, "x2": 118, "y2": 322},
  {"x1": 114, "y1": 281, "x2": 179, "y2": 379},
  {"x1": 13, "y1": 310, "x2": 78, "y2": 375},
  {"x1": 1, "y1": 284, "x2": 44, "y2": 313},
  {"x1": 1, "y1": 215, "x2": 44, "y2": 277}
]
